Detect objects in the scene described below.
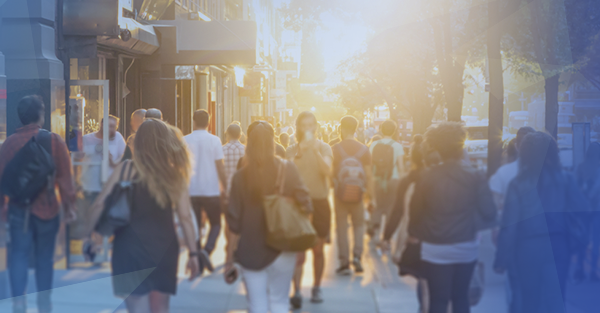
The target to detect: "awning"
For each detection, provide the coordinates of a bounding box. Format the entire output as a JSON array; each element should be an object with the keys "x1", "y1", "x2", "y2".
[
  {"x1": 97, "y1": 18, "x2": 159, "y2": 55},
  {"x1": 148, "y1": 20, "x2": 257, "y2": 66}
]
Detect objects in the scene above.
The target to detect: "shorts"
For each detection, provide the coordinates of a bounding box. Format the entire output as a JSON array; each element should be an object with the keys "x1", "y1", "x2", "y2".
[{"x1": 311, "y1": 198, "x2": 331, "y2": 238}]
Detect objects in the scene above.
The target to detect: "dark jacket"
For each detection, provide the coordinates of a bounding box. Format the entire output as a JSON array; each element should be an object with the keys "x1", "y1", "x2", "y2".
[
  {"x1": 494, "y1": 171, "x2": 589, "y2": 270},
  {"x1": 409, "y1": 161, "x2": 497, "y2": 244},
  {"x1": 226, "y1": 159, "x2": 312, "y2": 270}
]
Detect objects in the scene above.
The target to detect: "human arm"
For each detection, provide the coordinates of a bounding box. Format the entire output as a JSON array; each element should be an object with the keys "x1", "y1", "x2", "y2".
[
  {"x1": 364, "y1": 164, "x2": 377, "y2": 208},
  {"x1": 215, "y1": 159, "x2": 227, "y2": 194},
  {"x1": 383, "y1": 173, "x2": 413, "y2": 241},
  {"x1": 224, "y1": 173, "x2": 243, "y2": 271},
  {"x1": 175, "y1": 188, "x2": 200, "y2": 280},
  {"x1": 493, "y1": 184, "x2": 519, "y2": 273},
  {"x1": 53, "y1": 135, "x2": 77, "y2": 222},
  {"x1": 86, "y1": 162, "x2": 128, "y2": 235}
]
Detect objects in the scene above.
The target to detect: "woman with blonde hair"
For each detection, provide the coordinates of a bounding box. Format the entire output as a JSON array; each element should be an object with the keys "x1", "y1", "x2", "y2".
[{"x1": 90, "y1": 119, "x2": 199, "y2": 313}]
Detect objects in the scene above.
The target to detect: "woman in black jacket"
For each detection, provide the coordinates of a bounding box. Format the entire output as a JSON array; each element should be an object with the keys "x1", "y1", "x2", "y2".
[
  {"x1": 494, "y1": 132, "x2": 588, "y2": 313},
  {"x1": 409, "y1": 122, "x2": 497, "y2": 313},
  {"x1": 226, "y1": 121, "x2": 312, "y2": 313}
]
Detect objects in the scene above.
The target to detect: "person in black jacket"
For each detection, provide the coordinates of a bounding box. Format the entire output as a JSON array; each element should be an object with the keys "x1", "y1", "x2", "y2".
[
  {"x1": 494, "y1": 132, "x2": 589, "y2": 313},
  {"x1": 410, "y1": 122, "x2": 497, "y2": 313}
]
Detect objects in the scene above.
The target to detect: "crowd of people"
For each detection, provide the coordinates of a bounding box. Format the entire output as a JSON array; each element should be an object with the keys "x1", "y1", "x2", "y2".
[{"x1": 0, "y1": 94, "x2": 597, "y2": 313}]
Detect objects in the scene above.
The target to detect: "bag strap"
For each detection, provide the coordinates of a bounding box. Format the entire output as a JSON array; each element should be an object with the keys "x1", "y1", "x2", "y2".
[
  {"x1": 276, "y1": 160, "x2": 287, "y2": 195},
  {"x1": 36, "y1": 129, "x2": 52, "y2": 155},
  {"x1": 118, "y1": 161, "x2": 131, "y2": 182}
]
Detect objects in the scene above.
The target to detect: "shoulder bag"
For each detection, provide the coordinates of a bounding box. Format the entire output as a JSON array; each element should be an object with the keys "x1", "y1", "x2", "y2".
[
  {"x1": 264, "y1": 160, "x2": 318, "y2": 252},
  {"x1": 95, "y1": 161, "x2": 135, "y2": 236}
]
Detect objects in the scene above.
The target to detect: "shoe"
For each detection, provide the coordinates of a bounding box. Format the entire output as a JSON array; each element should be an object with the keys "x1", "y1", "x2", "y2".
[
  {"x1": 336, "y1": 264, "x2": 352, "y2": 276},
  {"x1": 290, "y1": 292, "x2": 303, "y2": 309},
  {"x1": 197, "y1": 254, "x2": 206, "y2": 276},
  {"x1": 310, "y1": 287, "x2": 324, "y2": 303},
  {"x1": 353, "y1": 257, "x2": 364, "y2": 273},
  {"x1": 199, "y1": 249, "x2": 214, "y2": 272}
]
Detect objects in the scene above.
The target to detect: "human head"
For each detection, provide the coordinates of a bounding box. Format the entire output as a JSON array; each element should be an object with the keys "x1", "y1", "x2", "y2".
[
  {"x1": 145, "y1": 108, "x2": 163, "y2": 120},
  {"x1": 244, "y1": 121, "x2": 276, "y2": 201},
  {"x1": 339, "y1": 115, "x2": 358, "y2": 140},
  {"x1": 100, "y1": 115, "x2": 120, "y2": 139},
  {"x1": 134, "y1": 119, "x2": 191, "y2": 208},
  {"x1": 193, "y1": 109, "x2": 210, "y2": 130},
  {"x1": 505, "y1": 138, "x2": 517, "y2": 163},
  {"x1": 515, "y1": 126, "x2": 535, "y2": 151},
  {"x1": 131, "y1": 109, "x2": 147, "y2": 133},
  {"x1": 279, "y1": 132, "x2": 290, "y2": 148},
  {"x1": 295, "y1": 111, "x2": 318, "y2": 142},
  {"x1": 226, "y1": 123, "x2": 242, "y2": 141},
  {"x1": 424, "y1": 122, "x2": 467, "y2": 161},
  {"x1": 380, "y1": 120, "x2": 398, "y2": 137},
  {"x1": 519, "y1": 131, "x2": 561, "y2": 175},
  {"x1": 17, "y1": 95, "x2": 45, "y2": 126}
]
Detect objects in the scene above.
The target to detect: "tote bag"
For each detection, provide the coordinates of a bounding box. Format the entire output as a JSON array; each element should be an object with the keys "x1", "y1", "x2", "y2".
[{"x1": 264, "y1": 160, "x2": 318, "y2": 252}]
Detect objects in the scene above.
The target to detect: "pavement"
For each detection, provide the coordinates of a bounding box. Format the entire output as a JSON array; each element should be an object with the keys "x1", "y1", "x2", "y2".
[{"x1": 0, "y1": 224, "x2": 598, "y2": 312}]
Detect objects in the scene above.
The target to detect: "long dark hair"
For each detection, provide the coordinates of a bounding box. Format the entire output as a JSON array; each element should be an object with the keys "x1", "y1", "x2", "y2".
[
  {"x1": 244, "y1": 121, "x2": 276, "y2": 202},
  {"x1": 518, "y1": 132, "x2": 562, "y2": 191},
  {"x1": 295, "y1": 111, "x2": 317, "y2": 143}
]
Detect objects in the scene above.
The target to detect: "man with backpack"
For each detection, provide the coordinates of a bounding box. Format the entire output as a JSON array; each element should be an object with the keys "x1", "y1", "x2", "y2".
[
  {"x1": 0, "y1": 95, "x2": 76, "y2": 313},
  {"x1": 332, "y1": 116, "x2": 376, "y2": 275},
  {"x1": 367, "y1": 120, "x2": 405, "y2": 244}
]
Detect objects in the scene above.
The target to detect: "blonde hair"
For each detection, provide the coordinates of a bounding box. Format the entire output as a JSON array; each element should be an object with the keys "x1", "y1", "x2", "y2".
[{"x1": 133, "y1": 119, "x2": 190, "y2": 208}]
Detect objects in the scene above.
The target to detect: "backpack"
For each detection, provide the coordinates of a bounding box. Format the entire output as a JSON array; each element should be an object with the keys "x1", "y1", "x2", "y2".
[
  {"x1": 334, "y1": 144, "x2": 367, "y2": 203},
  {"x1": 0, "y1": 130, "x2": 55, "y2": 206},
  {"x1": 372, "y1": 140, "x2": 395, "y2": 180}
]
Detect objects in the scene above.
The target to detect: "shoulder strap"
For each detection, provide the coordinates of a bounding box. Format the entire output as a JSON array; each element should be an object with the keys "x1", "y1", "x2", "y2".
[
  {"x1": 119, "y1": 161, "x2": 132, "y2": 181},
  {"x1": 36, "y1": 129, "x2": 52, "y2": 155},
  {"x1": 276, "y1": 159, "x2": 287, "y2": 195},
  {"x1": 355, "y1": 145, "x2": 368, "y2": 159}
]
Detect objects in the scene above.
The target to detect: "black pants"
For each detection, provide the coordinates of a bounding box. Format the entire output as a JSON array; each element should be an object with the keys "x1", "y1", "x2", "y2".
[
  {"x1": 191, "y1": 196, "x2": 221, "y2": 255},
  {"x1": 422, "y1": 261, "x2": 476, "y2": 313}
]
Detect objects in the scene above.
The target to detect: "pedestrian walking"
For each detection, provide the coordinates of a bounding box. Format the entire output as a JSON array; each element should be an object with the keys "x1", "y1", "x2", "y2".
[
  {"x1": 488, "y1": 126, "x2": 535, "y2": 313},
  {"x1": 574, "y1": 142, "x2": 600, "y2": 282},
  {"x1": 331, "y1": 116, "x2": 376, "y2": 275},
  {"x1": 184, "y1": 110, "x2": 227, "y2": 274},
  {"x1": 410, "y1": 122, "x2": 496, "y2": 313},
  {"x1": 88, "y1": 119, "x2": 199, "y2": 313},
  {"x1": 286, "y1": 111, "x2": 333, "y2": 308},
  {"x1": 367, "y1": 120, "x2": 405, "y2": 244},
  {"x1": 223, "y1": 123, "x2": 246, "y2": 195},
  {"x1": 0, "y1": 95, "x2": 77, "y2": 313},
  {"x1": 121, "y1": 108, "x2": 147, "y2": 160},
  {"x1": 80, "y1": 114, "x2": 126, "y2": 261},
  {"x1": 279, "y1": 132, "x2": 290, "y2": 149},
  {"x1": 494, "y1": 131, "x2": 589, "y2": 313},
  {"x1": 226, "y1": 121, "x2": 312, "y2": 313}
]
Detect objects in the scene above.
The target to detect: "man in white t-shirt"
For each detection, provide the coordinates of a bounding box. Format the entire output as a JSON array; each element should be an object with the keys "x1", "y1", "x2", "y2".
[
  {"x1": 81, "y1": 115, "x2": 127, "y2": 195},
  {"x1": 367, "y1": 120, "x2": 405, "y2": 243},
  {"x1": 488, "y1": 126, "x2": 535, "y2": 313},
  {"x1": 184, "y1": 110, "x2": 227, "y2": 274}
]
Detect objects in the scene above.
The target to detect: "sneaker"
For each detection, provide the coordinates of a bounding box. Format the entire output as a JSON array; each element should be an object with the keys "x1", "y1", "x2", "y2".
[
  {"x1": 353, "y1": 258, "x2": 364, "y2": 273},
  {"x1": 310, "y1": 287, "x2": 324, "y2": 303},
  {"x1": 199, "y1": 250, "x2": 214, "y2": 272},
  {"x1": 290, "y1": 292, "x2": 302, "y2": 309},
  {"x1": 336, "y1": 264, "x2": 352, "y2": 276}
]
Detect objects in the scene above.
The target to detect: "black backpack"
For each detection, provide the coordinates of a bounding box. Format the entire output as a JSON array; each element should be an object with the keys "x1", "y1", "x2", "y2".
[
  {"x1": 0, "y1": 130, "x2": 56, "y2": 206},
  {"x1": 372, "y1": 140, "x2": 395, "y2": 180}
]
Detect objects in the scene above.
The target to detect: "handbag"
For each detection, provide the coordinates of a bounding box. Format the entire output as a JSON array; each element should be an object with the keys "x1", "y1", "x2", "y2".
[
  {"x1": 95, "y1": 161, "x2": 135, "y2": 236},
  {"x1": 264, "y1": 160, "x2": 318, "y2": 252},
  {"x1": 398, "y1": 241, "x2": 422, "y2": 277}
]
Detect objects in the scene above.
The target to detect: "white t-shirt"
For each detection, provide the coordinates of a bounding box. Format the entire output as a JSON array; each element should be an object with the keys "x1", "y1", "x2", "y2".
[
  {"x1": 488, "y1": 161, "x2": 519, "y2": 197},
  {"x1": 81, "y1": 132, "x2": 127, "y2": 192},
  {"x1": 185, "y1": 130, "x2": 224, "y2": 197},
  {"x1": 421, "y1": 239, "x2": 480, "y2": 264},
  {"x1": 369, "y1": 138, "x2": 405, "y2": 179}
]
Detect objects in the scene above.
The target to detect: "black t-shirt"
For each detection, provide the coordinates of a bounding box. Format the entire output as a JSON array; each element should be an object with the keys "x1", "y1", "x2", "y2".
[{"x1": 332, "y1": 139, "x2": 371, "y2": 175}]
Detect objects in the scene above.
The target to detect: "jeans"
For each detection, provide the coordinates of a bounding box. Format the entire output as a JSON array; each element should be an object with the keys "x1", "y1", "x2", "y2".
[
  {"x1": 241, "y1": 252, "x2": 296, "y2": 313},
  {"x1": 334, "y1": 198, "x2": 365, "y2": 265},
  {"x1": 8, "y1": 206, "x2": 60, "y2": 312},
  {"x1": 191, "y1": 196, "x2": 221, "y2": 254},
  {"x1": 422, "y1": 261, "x2": 477, "y2": 313}
]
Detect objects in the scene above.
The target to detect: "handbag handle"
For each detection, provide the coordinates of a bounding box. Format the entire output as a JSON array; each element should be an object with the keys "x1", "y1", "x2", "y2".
[{"x1": 119, "y1": 160, "x2": 135, "y2": 182}]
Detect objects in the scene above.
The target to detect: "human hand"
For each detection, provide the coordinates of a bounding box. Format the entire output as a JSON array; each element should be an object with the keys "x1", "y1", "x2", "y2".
[
  {"x1": 224, "y1": 262, "x2": 238, "y2": 284},
  {"x1": 187, "y1": 256, "x2": 200, "y2": 281}
]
